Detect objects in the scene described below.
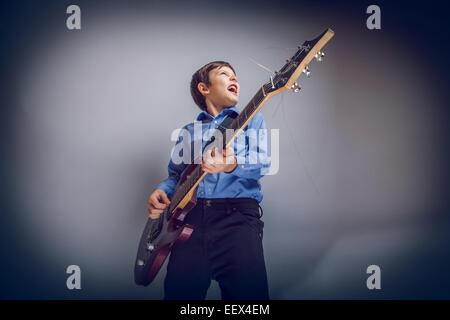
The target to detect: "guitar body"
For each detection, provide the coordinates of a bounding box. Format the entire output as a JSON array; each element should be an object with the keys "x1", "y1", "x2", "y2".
[{"x1": 134, "y1": 165, "x2": 198, "y2": 286}]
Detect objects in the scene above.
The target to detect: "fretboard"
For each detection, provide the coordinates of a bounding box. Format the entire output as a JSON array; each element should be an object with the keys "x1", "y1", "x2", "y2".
[{"x1": 229, "y1": 87, "x2": 266, "y2": 132}]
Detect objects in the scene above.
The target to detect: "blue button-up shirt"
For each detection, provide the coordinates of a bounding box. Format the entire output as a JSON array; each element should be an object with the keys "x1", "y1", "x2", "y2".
[{"x1": 156, "y1": 106, "x2": 270, "y2": 202}]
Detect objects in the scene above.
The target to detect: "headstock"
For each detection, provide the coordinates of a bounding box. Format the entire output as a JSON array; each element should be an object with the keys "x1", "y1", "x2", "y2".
[{"x1": 263, "y1": 28, "x2": 334, "y2": 95}]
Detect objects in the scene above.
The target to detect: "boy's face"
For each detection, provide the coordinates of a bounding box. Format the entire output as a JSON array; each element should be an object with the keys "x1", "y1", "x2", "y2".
[{"x1": 200, "y1": 66, "x2": 239, "y2": 109}]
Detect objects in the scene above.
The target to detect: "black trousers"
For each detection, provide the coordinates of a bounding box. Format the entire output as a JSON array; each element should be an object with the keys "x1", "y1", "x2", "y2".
[{"x1": 164, "y1": 197, "x2": 269, "y2": 300}]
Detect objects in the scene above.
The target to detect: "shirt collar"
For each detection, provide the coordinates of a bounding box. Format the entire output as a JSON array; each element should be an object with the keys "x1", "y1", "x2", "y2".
[{"x1": 196, "y1": 106, "x2": 239, "y2": 121}]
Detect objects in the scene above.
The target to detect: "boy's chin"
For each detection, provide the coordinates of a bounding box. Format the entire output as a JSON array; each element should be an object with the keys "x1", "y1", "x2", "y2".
[{"x1": 226, "y1": 98, "x2": 239, "y2": 107}]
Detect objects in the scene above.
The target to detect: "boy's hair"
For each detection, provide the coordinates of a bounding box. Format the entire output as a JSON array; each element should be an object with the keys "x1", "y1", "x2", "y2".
[{"x1": 190, "y1": 61, "x2": 236, "y2": 110}]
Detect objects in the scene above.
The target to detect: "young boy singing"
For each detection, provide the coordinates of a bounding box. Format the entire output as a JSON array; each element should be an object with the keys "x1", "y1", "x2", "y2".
[{"x1": 147, "y1": 61, "x2": 270, "y2": 300}]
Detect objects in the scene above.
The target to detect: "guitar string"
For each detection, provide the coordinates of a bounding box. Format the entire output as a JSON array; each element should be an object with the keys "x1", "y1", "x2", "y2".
[
  {"x1": 274, "y1": 43, "x2": 326, "y2": 198},
  {"x1": 281, "y1": 89, "x2": 321, "y2": 197}
]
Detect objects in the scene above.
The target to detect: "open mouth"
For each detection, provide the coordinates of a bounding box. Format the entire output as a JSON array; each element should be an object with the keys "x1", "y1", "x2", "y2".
[{"x1": 227, "y1": 84, "x2": 238, "y2": 95}]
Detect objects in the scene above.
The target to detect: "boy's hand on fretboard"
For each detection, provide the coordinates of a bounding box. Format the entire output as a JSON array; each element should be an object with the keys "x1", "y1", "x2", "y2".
[{"x1": 202, "y1": 147, "x2": 237, "y2": 174}]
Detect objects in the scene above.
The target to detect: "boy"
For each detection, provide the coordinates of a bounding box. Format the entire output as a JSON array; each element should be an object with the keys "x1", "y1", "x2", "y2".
[{"x1": 147, "y1": 61, "x2": 270, "y2": 300}]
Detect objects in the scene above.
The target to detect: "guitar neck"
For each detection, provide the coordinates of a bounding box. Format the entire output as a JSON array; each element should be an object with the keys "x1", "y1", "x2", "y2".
[
  {"x1": 227, "y1": 87, "x2": 266, "y2": 143},
  {"x1": 168, "y1": 86, "x2": 274, "y2": 214}
]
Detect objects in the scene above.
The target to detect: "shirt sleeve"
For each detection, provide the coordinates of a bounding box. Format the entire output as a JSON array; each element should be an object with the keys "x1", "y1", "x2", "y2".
[
  {"x1": 227, "y1": 112, "x2": 271, "y2": 180},
  {"x1": 155, "y1": 127, "x2": 190, "y2": 198}
]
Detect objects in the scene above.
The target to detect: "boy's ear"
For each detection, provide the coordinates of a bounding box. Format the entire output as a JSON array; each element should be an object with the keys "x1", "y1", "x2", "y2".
[{"x1": 197, "y1": 82, "x2": 210, "y2": 97}]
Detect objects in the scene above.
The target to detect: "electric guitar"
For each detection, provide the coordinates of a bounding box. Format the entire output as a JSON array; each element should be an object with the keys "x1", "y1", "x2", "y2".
[{"x1": 134, "y1": 28, "x2": 335, "y2": 286}]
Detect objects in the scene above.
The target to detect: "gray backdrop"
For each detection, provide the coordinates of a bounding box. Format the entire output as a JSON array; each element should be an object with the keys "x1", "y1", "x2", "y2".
[{"x1": 1, "y1": 0, "x2": 449, "y2": 299}]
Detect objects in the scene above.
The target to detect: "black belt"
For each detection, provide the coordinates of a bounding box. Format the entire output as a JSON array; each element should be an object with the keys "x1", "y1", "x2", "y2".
[{"x1": 197, "y1": 197, "x2": 263, "y2": 218}]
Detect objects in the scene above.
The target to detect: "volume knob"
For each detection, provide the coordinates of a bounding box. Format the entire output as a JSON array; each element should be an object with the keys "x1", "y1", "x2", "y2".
[{"x1": 147, "y1": 243, "x2": 155, "y2": 252}]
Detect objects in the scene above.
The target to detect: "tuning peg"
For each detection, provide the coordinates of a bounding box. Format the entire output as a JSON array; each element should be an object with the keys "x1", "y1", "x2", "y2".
[
  {"x1": 291, "y1": 82, "x2": 301, "y2": 93},
  {"x1": 302, "y1": 66, "x2": 311, "y2": 77},
  {"x1": 270, "y1": 75, "x2": 275, "y2": 89},
  {"x1": 315, "y1": 51, "x2": 325, "y2": 62}
]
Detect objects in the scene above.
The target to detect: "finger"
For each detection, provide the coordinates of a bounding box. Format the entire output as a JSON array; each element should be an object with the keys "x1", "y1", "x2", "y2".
[
  {"x1": 151, "y1": 195, "x2": 166, "y2": 209},
  {"x1": 204, "y1": 153, "x2": 215, "y2": 165},
  {"x1": 202, "y1": 162, "x2": 214, "y2": 171},
  {"x1": 160, "y1": 192, "x2": 171, "y2": 205},
  {"x1": 224, "y1": 147, "x2": 234, "y2": 156},
  {"x1": 203, "y1": 167, "x2": 215, "y2": 174},
  {"x1": 224, "y1": 155, "x2": 234, "y2": 165},
  {"x1": 154, "y1": 202, "x2": 166, "y2": 209},
  {"x1": 224, "y1": 149, "x2": 236, "y2": 164},
  {"x1": 203, "y1": 150, "x2": 212, "y2": 164},
  {"x1": 148, "y1": 203, "x2": 162, "y2": 212},
  {"x1": 213, "y1": 147, "x2": 224, "y2": 163},
  {"x1": 147, "y1": 196, "x2": 154, "y2": 207},
  {"x1": 222, "y1": 149, "x2": 230, "y2": 158},
  {"x1": 203, "y1": 163, "x2": 216, "y2": 173},
  {"x1": 214, "y1": 146, "x2": 222, "y2": 157},
  {"x1": 148, "y1": 207, "x2": 163, "y2": 215},
  {"x1": 208, "y1": 160, "x2": 219, "y2": 168},
  {"x1": 148, "y1": 211, "x2": 163, "y2": 219},
  {"x1": 147, "y1": 199, "x2": 158, "y2": 210},
  {"x1": 205, "y1": 148, "x2": 213, "y2": 159}
]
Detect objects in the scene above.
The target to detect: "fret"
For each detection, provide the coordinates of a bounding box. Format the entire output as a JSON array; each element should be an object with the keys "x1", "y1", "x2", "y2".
[
  {"x1": 233, "y1": 118, "x2": 239, "y2": 130},
  {"x1": 252, "y1": 94, "x2": 257, "y2": 112},
  {"x1": 236, "y1": 116, "x2": 241, "y2": 130},
  {"x1": 237, "y1": 88, "x2": 263, "y2": 128},
  {"x1": 237, "y1": 114, "x2": 245, "y2": 129}
]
